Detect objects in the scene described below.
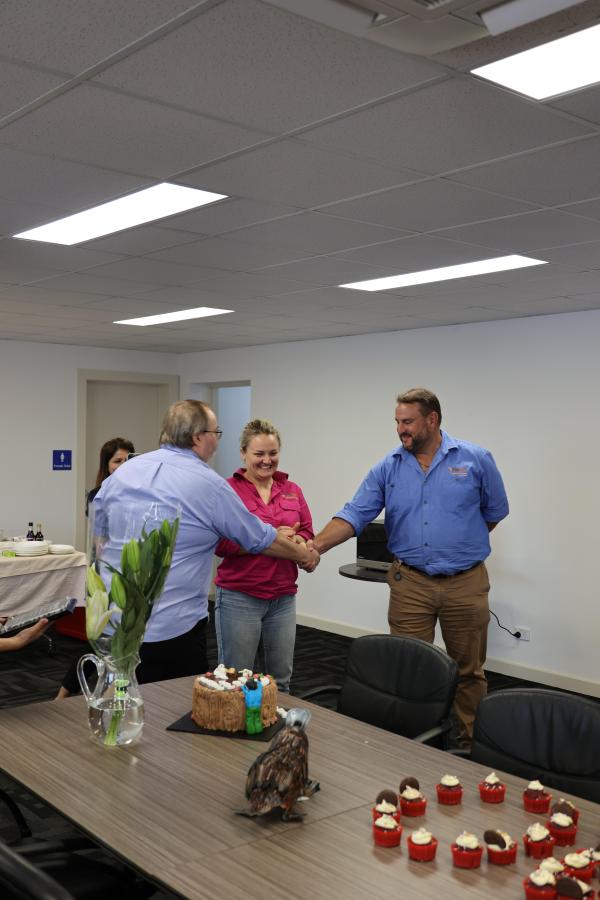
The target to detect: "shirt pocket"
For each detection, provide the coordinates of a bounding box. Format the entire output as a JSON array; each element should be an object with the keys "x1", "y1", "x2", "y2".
[{"x1": 278, "y1": 496, "x2": 301, "y2": 526}]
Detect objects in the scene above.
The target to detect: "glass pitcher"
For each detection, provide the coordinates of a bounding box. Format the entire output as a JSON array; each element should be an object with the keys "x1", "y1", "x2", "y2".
[{"x1": 77, "y1": 652, "x2": 144, "y2": 747}]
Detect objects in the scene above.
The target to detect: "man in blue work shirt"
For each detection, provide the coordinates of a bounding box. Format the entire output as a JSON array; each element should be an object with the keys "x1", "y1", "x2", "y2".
[{"x1": 312, "y1": 387, "x2": 508, "y2": 748}]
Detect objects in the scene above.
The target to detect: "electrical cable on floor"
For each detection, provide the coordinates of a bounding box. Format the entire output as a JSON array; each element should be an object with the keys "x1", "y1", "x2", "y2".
[{"x1": 490, "y1": 609, "x2": 522, "y2": 639}]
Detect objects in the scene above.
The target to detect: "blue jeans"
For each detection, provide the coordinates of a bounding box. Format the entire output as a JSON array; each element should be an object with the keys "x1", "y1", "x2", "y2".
[{"x1": 214, "y1": 588, "x2": 296, "y2": 692}]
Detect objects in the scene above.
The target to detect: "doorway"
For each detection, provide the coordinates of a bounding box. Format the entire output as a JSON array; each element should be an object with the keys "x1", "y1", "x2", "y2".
[{"x1": 76, "y1": 370, "x2": 179, "y2": 550}]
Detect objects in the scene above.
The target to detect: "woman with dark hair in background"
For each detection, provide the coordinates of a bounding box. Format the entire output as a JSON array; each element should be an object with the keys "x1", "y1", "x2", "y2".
[
  {"x1": 86, "y1": 437, "x2": 135, "y2": 516},
  {"x1": 56, "y1": 436, "x2": 135, "y2": 698}
]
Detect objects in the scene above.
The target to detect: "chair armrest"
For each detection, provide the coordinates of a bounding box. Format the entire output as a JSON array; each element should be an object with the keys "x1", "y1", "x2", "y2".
[
  {"x1": 296, "y1": 685, "x2": 342, "y2": 701},
  {"x1": 413, "y1": 718, "x2": 453, "y2": 747}
]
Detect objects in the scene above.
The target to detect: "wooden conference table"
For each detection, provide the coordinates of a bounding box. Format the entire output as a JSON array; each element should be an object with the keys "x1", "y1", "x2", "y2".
[{"x1": 0, "y1": 680, "x2": 599, "y2": 900}]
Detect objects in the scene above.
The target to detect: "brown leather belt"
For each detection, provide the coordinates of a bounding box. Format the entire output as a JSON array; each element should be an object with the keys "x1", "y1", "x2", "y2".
[{"x1": 397, "y1": 561, "x2": 481, "y2": 579}]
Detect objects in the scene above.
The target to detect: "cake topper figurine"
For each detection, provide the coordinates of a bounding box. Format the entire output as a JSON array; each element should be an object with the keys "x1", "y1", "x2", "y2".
[
  {"x1": 242, "y1": 678, "x2": 264, "y2": 734},
  {"x1": 237, "y1": 708, "x2": 320, "y2": 821}
]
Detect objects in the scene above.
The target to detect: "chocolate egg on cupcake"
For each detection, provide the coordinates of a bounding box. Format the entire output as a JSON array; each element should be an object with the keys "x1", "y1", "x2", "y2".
[
  {"x1": 399, "y1": 776, "x2": 427, "y2": 817},
  {"x1": 372, "y1": 788, "x2": 400, "y2": 822},
  {"x1": 485, "y1": 829, "x2": 518, "y2": 865}
]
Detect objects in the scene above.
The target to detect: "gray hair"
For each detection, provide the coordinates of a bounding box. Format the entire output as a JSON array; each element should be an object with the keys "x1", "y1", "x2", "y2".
[{"x1": 159, "y1": 400, "x2": 212, "y2": 448}]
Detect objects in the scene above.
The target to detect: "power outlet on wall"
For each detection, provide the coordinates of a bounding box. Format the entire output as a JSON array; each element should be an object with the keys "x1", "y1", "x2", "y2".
[{"x1": 515, "y1": 626, "x2": 531, "y2": 642}]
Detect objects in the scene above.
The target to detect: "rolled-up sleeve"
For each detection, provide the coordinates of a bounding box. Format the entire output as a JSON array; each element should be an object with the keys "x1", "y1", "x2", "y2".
[
  {"x1": 212, "y1": 481, "x2": 276, "y2": 552},
  {"x1": 480, "y1": 450, "x2": 509, "y2": 523},
  {"x1": 334, "y1": 461, "x2": 386, "y2": 536}
]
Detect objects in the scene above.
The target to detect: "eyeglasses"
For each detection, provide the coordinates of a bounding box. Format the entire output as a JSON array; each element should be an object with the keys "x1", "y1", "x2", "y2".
[{"x1": 203, "y1": 429, "x2": 223, "y2": 440}]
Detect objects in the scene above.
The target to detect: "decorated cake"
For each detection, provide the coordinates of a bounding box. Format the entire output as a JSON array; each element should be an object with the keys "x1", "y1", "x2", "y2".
[{"x1": 191, "y1": 665, "x2": 278, "y2": 732}]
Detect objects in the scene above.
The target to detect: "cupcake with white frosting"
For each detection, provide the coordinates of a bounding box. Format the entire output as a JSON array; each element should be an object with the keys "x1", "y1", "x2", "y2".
[
  {"x1": 484, "y1": 828, "x2": 518, "y2": 865},
  {"x1": 372, "y1": 813, "x2": 403, "y2": 848},
  {"x1": 479, "y1": 771, "x2": 506, "y2": 803},
  {"x1": 524, "y1": 780, "x2": 552, "y2": 814},
  {"x1": 523, "y1": 867, "x2": 558, "y2": 900},
  {"x1": 407, "y1": 826, "x2": 438, "y2": 862},
  {"x1": 436, "y1": 773, "x2": 463, "y2": 805},
  {"x1": 548, "y1": 812, "x2": 577, "y2": 848},
  {"x1": 523, "y1": 822, "x2": 557, "y2": 860},
  {"x1": 451, "y1": 831, "x2": 483, "y2": 868},
  {"x1": 399, "y1": 776, "x2": 427, "y2": 818},
  {"x1": 371, "y1": 789, "x2": 400, "y2": 822}
]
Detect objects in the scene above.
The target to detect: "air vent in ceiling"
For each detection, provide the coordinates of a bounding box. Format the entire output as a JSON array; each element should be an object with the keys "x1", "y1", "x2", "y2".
[{"x1": 345, "y1": 0, "x2": 487, "y2": 21}]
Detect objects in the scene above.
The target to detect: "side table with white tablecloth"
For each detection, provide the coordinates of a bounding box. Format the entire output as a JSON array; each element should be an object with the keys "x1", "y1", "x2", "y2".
[{"x1": 0, "y1": 551, "x2": 86, "y2": 616}]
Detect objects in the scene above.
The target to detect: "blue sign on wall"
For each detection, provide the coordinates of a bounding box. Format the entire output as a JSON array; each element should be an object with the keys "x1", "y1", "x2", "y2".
[{"x1": 52, "y1": 450, "x2": 72, "y2": 471}]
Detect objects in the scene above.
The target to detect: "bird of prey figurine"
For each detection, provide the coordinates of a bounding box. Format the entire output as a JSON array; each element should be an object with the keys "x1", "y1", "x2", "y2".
[{"x1": 236, "y1": 708, "x2": 320, "y2": 821}]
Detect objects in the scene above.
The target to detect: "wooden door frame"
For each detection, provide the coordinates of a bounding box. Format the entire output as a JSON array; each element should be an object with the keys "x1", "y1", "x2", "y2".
[{"x1": 75, "y1": 370, "x2": 179, "y2": 550}]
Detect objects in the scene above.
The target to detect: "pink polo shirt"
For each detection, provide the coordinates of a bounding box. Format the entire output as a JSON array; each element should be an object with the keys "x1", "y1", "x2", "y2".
[{"x1": 214, "y1": 469, "x2": 314, "y2": 600}]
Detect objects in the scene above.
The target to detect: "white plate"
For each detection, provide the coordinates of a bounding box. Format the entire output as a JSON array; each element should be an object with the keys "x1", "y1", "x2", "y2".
[
  {"x1": 48, "y1": 544, "x2": 75, "y2": 554},
  {"x1": 14, "y1": 543, "x2": 49, "y2": 556}
]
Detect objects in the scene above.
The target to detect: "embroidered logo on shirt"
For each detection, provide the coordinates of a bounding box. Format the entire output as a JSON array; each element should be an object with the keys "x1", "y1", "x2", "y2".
[
  {"x1": 282, "y1": 493, "x2": 298, "y2": 499},
  {"x1": 448, "y1": 466, "x2": 469, "y2": 477}
]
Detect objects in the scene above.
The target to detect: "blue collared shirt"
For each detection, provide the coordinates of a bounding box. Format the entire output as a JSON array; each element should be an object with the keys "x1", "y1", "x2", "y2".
[
  {"x1": 334, "y1": 431, "x2": 509, "y2": 575},
  {"x1": 93, "y1": 445, "x2": 276, "y2": 641}
]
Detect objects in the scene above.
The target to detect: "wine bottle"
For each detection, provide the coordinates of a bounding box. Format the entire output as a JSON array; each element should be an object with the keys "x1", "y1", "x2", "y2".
[
  {"x1": 26, "y1": 522, "x2": 35, "y2": 540},
  {"x1": 35, "y1": 523, "x2": 44, "y2": 541}
]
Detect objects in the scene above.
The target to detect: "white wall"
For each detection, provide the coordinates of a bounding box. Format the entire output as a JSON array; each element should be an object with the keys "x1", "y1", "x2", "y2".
[
  {"x1": 0, "y1": 341, "x2": 178, "y2": 545},
  {"x1": 179, "y1": 311, "x2": 600, "y2": 697}
]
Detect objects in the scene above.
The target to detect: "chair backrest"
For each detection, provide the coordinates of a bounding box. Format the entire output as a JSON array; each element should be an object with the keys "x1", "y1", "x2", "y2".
[
  {"x1": 471, "y1": 688, "x2": 600, "y2": 803},
  {"x1": 0, "y1": 840, "x2": 75, "y2": 900},
  {"x1": 337, "y1": 634, "x2": 458, "y2": 740}
]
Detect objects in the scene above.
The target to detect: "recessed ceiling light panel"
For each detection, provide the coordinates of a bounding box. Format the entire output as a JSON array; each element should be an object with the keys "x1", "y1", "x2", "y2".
[
  {"x1": 115, "y1": 307, "x2": 233, "y2": 327},
  {"x1": 340, "y1": 255, "x2": 547, "y2": 291},
  {"x1": 14, "y1": 183, "x2": 227, "y2": 245},
  {"x1": 471, "y1": 23, "x2": 600, "y2": 100}
]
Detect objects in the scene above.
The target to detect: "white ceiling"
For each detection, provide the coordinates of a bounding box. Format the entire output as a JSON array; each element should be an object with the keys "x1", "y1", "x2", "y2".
[{"x1": 1, "y1": 0, "x2": 600, "y2": 353}]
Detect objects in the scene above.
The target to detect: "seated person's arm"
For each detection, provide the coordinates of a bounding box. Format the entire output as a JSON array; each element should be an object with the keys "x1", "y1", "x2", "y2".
[{"x1": 0, "y1": 617, "x2": 49, "y2": 652}]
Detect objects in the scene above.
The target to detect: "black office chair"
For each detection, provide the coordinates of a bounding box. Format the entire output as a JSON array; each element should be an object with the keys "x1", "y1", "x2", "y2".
[
  {"x1": 301, "y1": 634, "x2": 459, "y2": 748},
  {"x1": 0, "y1": 787, "x2": 154, "y2": 899},
  {"x1": 0, "y1": 839, "x2": 75, "y2": 900},
  {"x1": 470, "y1": 688, "x2": 600, "y2": 803}
]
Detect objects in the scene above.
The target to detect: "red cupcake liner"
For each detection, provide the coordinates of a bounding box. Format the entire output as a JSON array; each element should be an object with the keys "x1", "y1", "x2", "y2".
[
  {"x1": 562, "y1": 852, "x2": 595, "y2": 883},
  {"x1": 451, "y1": 844, "x2": 483, "y2": 868},
  {"x1": 408, "y1": 837, "x2": 438, "y2": 862},
  {"x1": 548, "y1": 823, "x2": 577, "y2": 847},
  {"x1": 436, "y1": 785, "x2": 463, "y2": 805},
  {"x1": 479, "y1": 782, "x2": 506, "y2": 803},
  {"x1": 523, "y1": 835, "x2": 557, "y2": 859},
  {"x1": 373, "y1": 822, "x2": 402, "y2": 848},
  {"x1": 372, "y1": 807, "x2": 400, "y2": 822},
  {"x1": 487, "y1": 844, "x2": 518, "y2": 865},
  {"x1": 400, "y1": 797, "x2": 427, "y2": 817},
  {"x1": 523, "y1": 877, "x2": 558, "y2": 900},
  {"x1": 524, "y1": 793, "x2": 552, "y2": 814}
]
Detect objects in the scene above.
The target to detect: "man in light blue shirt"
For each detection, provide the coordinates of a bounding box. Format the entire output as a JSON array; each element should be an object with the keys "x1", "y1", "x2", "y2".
[
  {"x1": 93, "y1": 400, "x2": 318, "y2": 684},
  {"x1": 313, "y1": 387, "x2": 508, "y2": 747}
]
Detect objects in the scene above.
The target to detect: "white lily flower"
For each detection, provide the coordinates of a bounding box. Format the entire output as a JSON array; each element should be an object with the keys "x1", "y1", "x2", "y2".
[{"x1": 86, "y1": 589, "x2": 116, "y2": 640}]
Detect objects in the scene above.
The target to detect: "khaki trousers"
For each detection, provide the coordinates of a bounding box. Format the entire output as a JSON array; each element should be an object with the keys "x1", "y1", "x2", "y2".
[{"x1": 386, "y1": 560, "x2": 490, "y2": 746}]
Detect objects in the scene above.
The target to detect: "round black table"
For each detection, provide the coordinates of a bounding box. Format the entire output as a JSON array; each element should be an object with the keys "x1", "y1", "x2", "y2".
[{"x1": 338, "y1": 563, "x2": 389, "y2": 584}]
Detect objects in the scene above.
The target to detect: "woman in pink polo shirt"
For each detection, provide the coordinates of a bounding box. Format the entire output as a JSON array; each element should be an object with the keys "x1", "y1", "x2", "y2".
[{"x1": 214, "y1": 419, "x2": 313, "y2": 692}]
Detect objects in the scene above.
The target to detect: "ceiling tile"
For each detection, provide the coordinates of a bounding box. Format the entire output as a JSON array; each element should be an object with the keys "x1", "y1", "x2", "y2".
[
  {"x1": 333, "y1": 234, "x2": 497, "y2": 270},
  {"x1": 232, "y1": 212, "x2": 410, "y2": 255},
  {"x1": 439, "y1": 210, "x2": 600, "y2": 253},
  {"x1": 0, "y1": 0, "x2": 196, "y2": 72},
  {"x1": 320, "y1": 179, "x2": 539, "y2": 232},
  {"x1": 0, "y1": 146, "x2": 150, "y2": 216},
  {"x1": 0, "y1": 62, "x2": 66, "y2": 118},
  {"x1": 181, "y1": 139, "x2": 417, "y2": 207},
  {"x1": 95, "y1": 0, "x2": 442, "y2": 133},
  {"x1": 148, "y1": 234, "x2": 309, "y2": 270},
  {"x1": 161, "y1": 198, "x2": 301, "y2": 236},
  {"x1": 548, "y1": 83, "x2": 600, "y2": 126},
  {"x1": 0, "y1": 85, "x2": 265, "y2": 178},
  {"x1": 300, "y1": 77, "x2": 593, "y2": 176},
  {"x1": 449, "y1": 136, "x2": 600, "y2": 206}
]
